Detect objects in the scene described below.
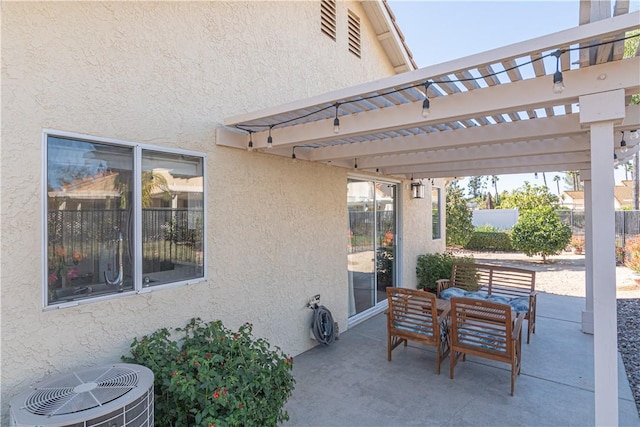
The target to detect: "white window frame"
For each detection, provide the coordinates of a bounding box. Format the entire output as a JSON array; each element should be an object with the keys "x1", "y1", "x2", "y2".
[
  {"x1": 432, "y1": 187, "x2": 442, "y2": 240},
  {"x1": 42, "y1": 129, "x2": 207, "y2": 310}
]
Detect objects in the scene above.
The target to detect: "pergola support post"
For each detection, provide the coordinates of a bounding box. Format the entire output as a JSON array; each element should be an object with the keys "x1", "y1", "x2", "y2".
[
  {"x1": 580, "y1": 89, "x2": 625, "y2": 426},
  {"x1": 580, "y1": 169, "x2": 593, "y2": 334}
]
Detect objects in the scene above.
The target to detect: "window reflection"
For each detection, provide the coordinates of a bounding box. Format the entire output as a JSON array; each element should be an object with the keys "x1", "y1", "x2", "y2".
[
  {"x1": 432, "y1": 187, "x2": 441, "y2": 239},
  {"x1": 141, "y1": 150, "x2": 204, "y2": 286},
  {"x1": 47, "y1": 138, "x2": 134, "y2": 303},
  {"x1": 46, "y1": 137, "x2": 206, "y2": 306}
]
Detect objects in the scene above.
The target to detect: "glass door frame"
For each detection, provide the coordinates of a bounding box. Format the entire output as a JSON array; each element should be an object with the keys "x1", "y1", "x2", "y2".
[{"x1": 347, "y1": 174, "x2": 402, "y2": 325}]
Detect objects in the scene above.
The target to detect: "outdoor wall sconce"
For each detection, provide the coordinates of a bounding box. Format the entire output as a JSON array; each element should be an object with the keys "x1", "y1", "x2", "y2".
[{"x1": 411, "y1": 179, "x2": 425, "y2": 199}]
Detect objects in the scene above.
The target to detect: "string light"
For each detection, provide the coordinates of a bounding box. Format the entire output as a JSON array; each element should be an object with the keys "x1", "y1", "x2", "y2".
[
  {"x1": 551, "y1": 49, "x2": 565, "y2": 94},
  {"x1": 234, "y1": 34, "x2": 639, "y2": 142},
  {"x1": 620, "y1": 131, "x2": 628, "y2": 153},
  {"x1": 247, "y1": 131, "x2": 254, "y2": 151},
  {"x1": 422, "y1": 81, "x2": 432, "y2": 118}
]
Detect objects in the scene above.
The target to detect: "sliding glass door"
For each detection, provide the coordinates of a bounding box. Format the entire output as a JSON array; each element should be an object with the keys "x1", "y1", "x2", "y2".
[{"x1": 347, "y1": 179, "x2": 397, "y2": 318}]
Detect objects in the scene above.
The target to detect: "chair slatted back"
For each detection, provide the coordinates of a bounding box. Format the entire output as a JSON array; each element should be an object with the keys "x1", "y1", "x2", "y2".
[
  {"x1": 450, "y1": 297, "x2": 514, "y2": 361},
  {"x1": 451, "y1": 262, "x2": 535, "y2": 297},
  {"x1": 387, "y1": 288, "x2": 439, "y2": 344}
]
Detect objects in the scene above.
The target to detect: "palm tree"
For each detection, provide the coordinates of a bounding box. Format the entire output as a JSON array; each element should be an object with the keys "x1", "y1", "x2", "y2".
[
  {"x1": 553, "y1": 175, "x2": 561, "y2": 195},
  {"x1": 491, "y1": 175, "x2": 499, "y2": 204},
  {"x1": 625, "y1": 161, "x2": 633, "y2": 181},
  {"x1": 142, "y1": 171, "x2": 172, "y2": 208},
  {"x1": 565, "y1": 171, "x2": 582, "y2": 191}
]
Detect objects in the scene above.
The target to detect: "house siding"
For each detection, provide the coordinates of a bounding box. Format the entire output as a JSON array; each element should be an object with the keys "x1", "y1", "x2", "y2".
[{"x1": 0, "y1": 1, "x2": 443, "y2": 417}]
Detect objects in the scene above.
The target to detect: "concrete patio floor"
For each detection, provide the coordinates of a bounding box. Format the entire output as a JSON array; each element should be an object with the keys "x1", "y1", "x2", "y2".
[{"x1": 284, "y1": 293, "x2": 640, "y2": 426}]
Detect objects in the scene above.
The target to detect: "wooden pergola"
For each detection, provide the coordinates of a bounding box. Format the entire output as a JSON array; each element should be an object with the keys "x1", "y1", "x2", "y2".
[{"x1": 217, "y1": 5, "x2": 640, "y2": 425}]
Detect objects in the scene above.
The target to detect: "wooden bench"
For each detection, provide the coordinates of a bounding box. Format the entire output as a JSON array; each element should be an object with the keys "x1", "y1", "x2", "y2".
[
  {"x1": 436, "y1": 262, "x2": 537, "y2": 343},
  {"x1": 386, "y1": 288, "x2": 450, "y2": 374}
]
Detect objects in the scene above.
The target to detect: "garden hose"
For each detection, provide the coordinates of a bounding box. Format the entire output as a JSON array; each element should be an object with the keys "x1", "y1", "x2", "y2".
[{"x1": 310, "y1": 304, "x2": 336, "y2": 345}]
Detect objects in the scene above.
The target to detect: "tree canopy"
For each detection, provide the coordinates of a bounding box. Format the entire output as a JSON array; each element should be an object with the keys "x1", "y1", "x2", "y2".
[{"x1": 498, "y1": 182, "x2": 559, "y2": 211}]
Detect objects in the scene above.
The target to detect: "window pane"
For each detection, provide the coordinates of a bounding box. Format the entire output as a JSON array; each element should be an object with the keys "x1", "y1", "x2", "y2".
[
  {"x1": 432, "y1": 188, "x2": 441, "y2": 239},
  {"x1": 141, "y1": 150, "x2": 204, "y2": 286},
  {"x1": 47, "y1": 137, "x2": 134, "y2": 304}
]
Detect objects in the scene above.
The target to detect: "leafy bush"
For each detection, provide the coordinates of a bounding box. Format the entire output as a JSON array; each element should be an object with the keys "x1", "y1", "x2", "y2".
[
  {"x1": 570, "y1": 235, "x2": 585, "y2": 253},
  {"x1": 624, "y1": 236, "x2": 640, "y2": 273},
  {"x1": 465, "y1": 231, "x2": 513, "y2": 251},
  {"x1": 474, "y1": 224, "x2": 501, "y2": 232},
  {"x1": 376, "y1": 247, "x2": 393, "y2": 290},
  {"x1": 511, "y1": 206, "x2": 571, "y2": 262},
  {"x1": 122, "y1": 318, "x2": 295, "y2": 427},
  {"x1": 416, "y1": 252, "x2": 475, "y2": 292}
]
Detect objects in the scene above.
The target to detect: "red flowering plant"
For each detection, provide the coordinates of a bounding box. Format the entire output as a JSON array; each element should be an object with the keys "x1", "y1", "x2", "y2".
[
  {"x1": 123, "y1": 318, "x2": 295, "y2": 427},
  {"x1": 625, "y1": 236, "x2": 640, "y2": 273},
  {"x1": 47, "y1": 245, "x2": 85, "y2": 289}
]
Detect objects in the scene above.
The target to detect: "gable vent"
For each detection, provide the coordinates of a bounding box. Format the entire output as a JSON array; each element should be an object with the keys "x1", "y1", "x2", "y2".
[
  {"x1": 348, "y1": 10, "x2": 361, "y2": 58},
  {"x1": 321, "y1": 0, "x2": 336, "y2": 41}
]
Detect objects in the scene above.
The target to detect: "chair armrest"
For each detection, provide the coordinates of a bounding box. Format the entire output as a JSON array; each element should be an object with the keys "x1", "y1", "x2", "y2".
[
  {"x1": 512, "y1": 313, "x2": 525, "y2": 340},
  {"x1": 436, "y1": 279, "x2": 451, "y2": 298},
  {"x1": 528, "y1": 292, "x2": 538, "y2": 309},
  {"x1": 437, "y1": 305, "x2": 450, "y2": 324}
]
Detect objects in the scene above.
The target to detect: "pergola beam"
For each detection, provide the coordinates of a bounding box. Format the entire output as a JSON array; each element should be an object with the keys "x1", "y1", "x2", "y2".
[
  {"x1": 383, "y1": 152, "x2": 589, "y2": 176},
  {"x1": 396, "y1": 163, "x2": 593, "y2": 180},
  {"x1": 308, "y1": 114, "x2": 586, "y2": 161},
  {"x1": 219, "y1": 57, "x2": 640, "y2": 151},
  {"x1": 356, "y1": 136, "x2": 589, "y2": 169}
]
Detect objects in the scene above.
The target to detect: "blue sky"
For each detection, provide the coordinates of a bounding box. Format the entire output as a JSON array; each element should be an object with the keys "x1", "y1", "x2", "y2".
[{"x1": 387, "y1": 0, "x2": 639, "y2": 195}]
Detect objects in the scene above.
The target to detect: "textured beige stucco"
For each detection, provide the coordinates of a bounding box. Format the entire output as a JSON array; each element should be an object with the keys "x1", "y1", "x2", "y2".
[{"x1": 1, "y1": 1, "x2": 439, "y2": 417}]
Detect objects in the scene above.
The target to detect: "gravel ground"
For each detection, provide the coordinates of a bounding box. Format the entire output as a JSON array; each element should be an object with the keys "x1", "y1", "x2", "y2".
[
  {"x1": 459, "y1": 250, "x2": 640, "y2": 414},
  {"x1": 618, "y1": 298, "x2": 640, "y2": 415}
]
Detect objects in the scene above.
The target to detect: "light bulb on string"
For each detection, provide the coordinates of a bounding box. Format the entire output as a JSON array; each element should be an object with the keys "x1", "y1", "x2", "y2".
[
  {"x1": 333, "y1": 103, "x2": 340, "y2": 134},
  {"x1": 620, "y1": 131, "x2": 628, "y2": 153},
  {"x1": 267, "y1": 126, "x2": 273, "y2": 149},
  {"x1": 551, "y1": 50, "x2": 565, "y2": 94},
  {"x1": 422, "y1": 81, "x2": 432, "y2": 118},
  {"x1": 247, "y1": 131, "x2": 254, "y2": 152}
]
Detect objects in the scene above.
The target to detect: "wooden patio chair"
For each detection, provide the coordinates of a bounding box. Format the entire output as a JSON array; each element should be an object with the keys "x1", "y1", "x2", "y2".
[
  {"x1": 386, "y1": 288, "x2": 450, "y2": 374},
  {"x1": 449, "y1": 297, "x2": 524, "y2": 396}
]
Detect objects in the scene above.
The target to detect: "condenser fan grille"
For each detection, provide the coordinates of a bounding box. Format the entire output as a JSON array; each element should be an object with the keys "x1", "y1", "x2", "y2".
[{"x1": 24, "y1": 366, "x2": 139, "y2": 416}]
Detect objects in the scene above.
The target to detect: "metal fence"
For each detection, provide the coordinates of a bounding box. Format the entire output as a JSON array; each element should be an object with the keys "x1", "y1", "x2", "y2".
[
  {"x1": 557, "y1": 210, "x2": 640, "y2": 247},
  {"x1": 348, "y1": 210, "x2": 395, "y2": 253},
  {"x1": 47, "y1": 208, "x2": 203, "y2": 274}
]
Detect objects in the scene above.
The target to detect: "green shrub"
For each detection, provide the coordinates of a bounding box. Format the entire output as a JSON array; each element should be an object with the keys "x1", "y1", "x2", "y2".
[
  {"x1": 122, "y1": 318, "x2": 295, "y2": 427},
  {"x1": 416, "y1": 252, "x2": 475, "y2": 292},
  {"x1": 624, "y1": 236, "x2": 640, "y2": 272},
  {"x1": 465, "y1": 231, "x2": 513, "y2": 251},
  {"x1": 511, "y1": 205, "x2": 571, "y2": 262},
  {"x1": 474, "y1": 224, "x2": 500, "y2": 232}
]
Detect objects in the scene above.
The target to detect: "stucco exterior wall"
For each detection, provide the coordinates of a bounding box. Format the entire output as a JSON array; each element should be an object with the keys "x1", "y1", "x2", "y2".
[
  {"x1": 1, "y1": 1, "x2": 435, "y2": 417},
  {"x1": 400, "y1": 179, "x2": 447, "y2": 289}
]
